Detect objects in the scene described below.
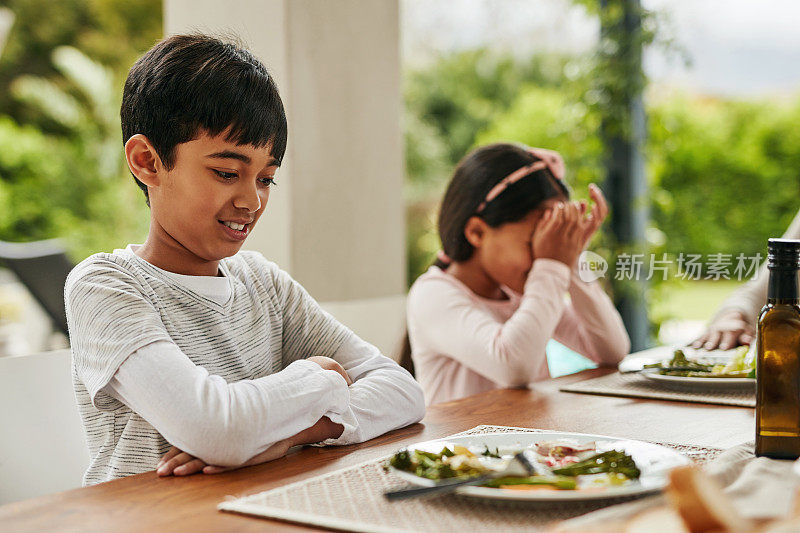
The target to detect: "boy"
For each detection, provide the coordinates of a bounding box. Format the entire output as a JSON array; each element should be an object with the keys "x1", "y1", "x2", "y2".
[{"x1": 65, "y1": 34, "x2": 425, "y2": 485}]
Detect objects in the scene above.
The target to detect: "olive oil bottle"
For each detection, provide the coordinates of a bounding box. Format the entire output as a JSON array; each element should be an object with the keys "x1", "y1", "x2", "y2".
[{"x1": 756, "y1": 238, "x2": 800, "y2": 459}]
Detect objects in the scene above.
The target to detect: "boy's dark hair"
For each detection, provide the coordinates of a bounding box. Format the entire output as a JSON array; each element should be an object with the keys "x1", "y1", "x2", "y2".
[
  {"x1": 397, "y1": 143, "x2": 570, "y2": 375},
  {"x1": 121, "y1": 34, "x2": 287, "y2": 203}
]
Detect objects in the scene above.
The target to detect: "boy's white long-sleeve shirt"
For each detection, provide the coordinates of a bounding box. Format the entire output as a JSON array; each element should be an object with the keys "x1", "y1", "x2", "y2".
[
  {"x1": 407, "y1": 259, "x2": 630, "y2": 406},
  {"x1": 66, "y1": 245, "x2": 424, "y2": 485},
  {"x1": 104, "y1": 334, "x2": 419, "y2": 466}
]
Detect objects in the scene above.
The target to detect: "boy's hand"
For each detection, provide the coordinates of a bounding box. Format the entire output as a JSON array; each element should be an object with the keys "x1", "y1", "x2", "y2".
[
  {"x1": 157, "y1": 446, "x2": 207, "y2": 476},
  {"x1": 156, "y1": 416, "x2": 346, "y2": 477},
  {"x1": 201, "y1": 438, "x2": 295, "y2": 474},
  {"x1": 288, "y1": 415, "x2": 345, "y2": 446},
  {"x1": 306, "y1": 355, "x2": 353, "y2": 386},
  {"x1": 202, "y1": 416, "x2": 345, "y2": 475}
]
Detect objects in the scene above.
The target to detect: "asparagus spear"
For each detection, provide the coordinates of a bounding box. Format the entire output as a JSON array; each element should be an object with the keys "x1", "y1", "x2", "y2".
[{"x1": 551, "y1": 451, "x2": 641, "y2": 479}]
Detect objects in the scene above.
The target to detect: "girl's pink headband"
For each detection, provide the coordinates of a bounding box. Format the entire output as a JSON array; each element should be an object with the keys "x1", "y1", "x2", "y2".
[
  {"x1": 475, "y1": 147, "x2": 565, "y2": 214},
  {"x1": 437, "y1": 147, "x2": 565, "y2": 267}
]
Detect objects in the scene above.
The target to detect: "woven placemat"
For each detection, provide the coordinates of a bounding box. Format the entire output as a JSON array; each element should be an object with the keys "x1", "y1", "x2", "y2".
[
  {"x1": 559, "y1": 372, "x2": 755, "y2": 407},
  {"x1": 218, "y1": 425, "x2": 722, "y2": 532}
]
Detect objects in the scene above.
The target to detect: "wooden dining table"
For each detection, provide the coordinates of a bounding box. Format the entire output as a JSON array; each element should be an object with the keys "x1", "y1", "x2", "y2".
[{"x1": 0, "y1": 367, "x2": 755, "y2": 532}]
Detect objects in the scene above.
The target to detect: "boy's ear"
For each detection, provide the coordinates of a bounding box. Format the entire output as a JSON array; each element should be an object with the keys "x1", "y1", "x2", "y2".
[
  {"x1": 124, "y1": 134, "x2": 163, "y2": 188},
  {"x1": 464, "y1": 216, "x2": 488, "y2": 248}
]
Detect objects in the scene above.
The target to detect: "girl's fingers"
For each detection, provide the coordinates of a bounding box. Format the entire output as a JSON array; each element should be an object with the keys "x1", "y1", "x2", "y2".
[
  {"x1": 566, "y1": 202, "x2": 582, "y2": 235},
  {"x1": 558, "y1": 203, "x2": 571, "y2": 226},
  {"x1": 539, "y1": 207, "x2": 553, "y2": 228},
  {"x1": 547, "y1": 204, "x2": 563, "y2": 232},
  {"x1": 556, "y1": 203, "x2": 569, "y2": 232},
  {"x1": 587, "y1": 205, "x2": 601, "y2": 231},
  {"x1": 536, "y1": 208, "x2": 558, "y2": 244},
  {"x1": 173, "y1": 458, "x2": 207, "y2": 476},
  {"x1": 563, "y1": 202, "x2": 574, "y2": 224},
  {"x1": 544, "y1": 207, "x2": 553, "y2": 222},
  {"x1": 537, "y1": 205, "x2": 563, "y2": 247},
  {"x1": 582, "y1": 217, "x2": 601, "y2": 248},
  {"x1": 577, "y1": 186, "x2": 608, "y2": 246},
  {"x1": 581, "y1": 209, "x2": 595, "y2": 234},
  {"x1": 589, "y1": 184, "x2": 609, "y2": 222}
]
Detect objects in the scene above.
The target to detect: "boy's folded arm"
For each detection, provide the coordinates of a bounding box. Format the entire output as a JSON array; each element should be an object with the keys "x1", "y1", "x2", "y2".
[
  {"x1": 268, "y1": 262, "x2": 424, "y2": 444},
  {"x1": 319, "y1": 333, "x2": 425, "y2": 446},
  {"x1": 410, "y1": 259, "x2": 571, "y2": 387},
  {"x1": 103, "y1": 340, "x2": 351, "y2": 466}
]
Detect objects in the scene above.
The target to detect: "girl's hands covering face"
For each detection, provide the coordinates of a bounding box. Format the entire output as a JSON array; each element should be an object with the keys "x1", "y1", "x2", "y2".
[{"x1": 532, "y1": 184, "x2": 608, "y2": 268}]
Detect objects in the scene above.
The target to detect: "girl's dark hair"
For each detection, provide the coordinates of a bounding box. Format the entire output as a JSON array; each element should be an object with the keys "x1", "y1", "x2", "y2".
[
  {"x1": 120, "y1": 33, "x2": 287, "y2": 203},
  {"x1": 437, "y1": 142, "x2": 570, "y2": 265},
  {"x1": 398, "y1": 143, "x2": 570, "y2": 375}
]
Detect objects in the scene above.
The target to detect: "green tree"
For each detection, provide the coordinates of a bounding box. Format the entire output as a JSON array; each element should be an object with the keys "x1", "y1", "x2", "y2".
[
  {"x1": 0, "y1": 0, "x2": 159, "y2": 259},
  {"x1": 0, "y1": 0, "x2": 162, "y2": 127},
  {"x1": 649, "y1": 93, "x2": 800, "y2": 260}
]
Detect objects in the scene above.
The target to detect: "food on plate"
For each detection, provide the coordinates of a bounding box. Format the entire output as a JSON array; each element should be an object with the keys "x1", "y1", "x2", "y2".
[
  {"x1": 387, "y1": 439, "x2": 641, "y2": 490},
  {"x1": 484, "y1": 476, "x2": 577, "y2": 490},
  {"x1": 645, "y1": 347, "x2": 755, "y2": 378},
  {"x1": 550, "y1": 450, "x2": 641, "y2": 479},
  {"x1": 535, "y1": 441, "x2": 598, "y2": 467}
]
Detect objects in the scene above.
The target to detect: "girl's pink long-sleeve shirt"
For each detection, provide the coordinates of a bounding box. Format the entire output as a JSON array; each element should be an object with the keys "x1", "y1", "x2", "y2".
[{"x1": 406, "y1": 258, "x2": 631, "y2": 406}]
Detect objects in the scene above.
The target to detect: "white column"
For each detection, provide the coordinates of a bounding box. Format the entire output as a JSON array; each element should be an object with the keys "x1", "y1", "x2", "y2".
[{"x1": 165, "y1": 0, "x2": 406, "y2": 356}]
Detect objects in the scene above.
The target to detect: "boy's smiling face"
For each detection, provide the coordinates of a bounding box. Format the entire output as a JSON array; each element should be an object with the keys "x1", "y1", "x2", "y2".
[{"x1": 127, "y1": 130, "x2": 280, "y2": 276}]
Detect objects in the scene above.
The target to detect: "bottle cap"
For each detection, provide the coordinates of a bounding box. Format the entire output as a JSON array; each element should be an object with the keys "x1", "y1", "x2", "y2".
[{"x1": 768, "y1": 238, "x2": 800, "y2": 269}]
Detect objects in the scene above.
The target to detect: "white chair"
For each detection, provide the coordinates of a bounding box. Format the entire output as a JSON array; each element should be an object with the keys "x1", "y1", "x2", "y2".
[{"x1": 0, "y1": 349, "x2": 89, "y2": 504}]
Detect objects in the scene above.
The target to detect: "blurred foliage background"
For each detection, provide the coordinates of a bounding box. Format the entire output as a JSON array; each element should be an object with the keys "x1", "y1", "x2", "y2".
[
  {"x1": 403, "y1": 4, "x2": 800, "y2": 336},
  {"x1": 1, "y1": 0, "x2": 799, "y2": 335},
  {"x1": 405, "y1": 48, "x2": 800, "y2": 279},
  {"x1": 0, "y1": 0, "x2": 160, "y2": 260}
]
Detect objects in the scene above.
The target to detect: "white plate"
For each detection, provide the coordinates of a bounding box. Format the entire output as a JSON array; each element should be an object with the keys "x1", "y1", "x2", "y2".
[
  {"x1": 618, "y1": 345, "x2": 746, "y2": 373},
  {"x1": 389, "y1": 431, "x2": 691, "y2": 501},
  {"x1": 640, "y1": 368, "x2": 755, "y2": 389}
]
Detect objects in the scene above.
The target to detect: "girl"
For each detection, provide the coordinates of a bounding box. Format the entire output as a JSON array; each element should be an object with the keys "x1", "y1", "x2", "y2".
[{"x1": 405, "y1": 143, "x2": 630, "y2": 406}]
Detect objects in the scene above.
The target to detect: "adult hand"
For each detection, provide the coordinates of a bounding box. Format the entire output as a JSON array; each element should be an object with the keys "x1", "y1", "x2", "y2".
[
  {"x1": 690, "y1": 310, "x2": 754, "y2": 350},
  {"x1": 306, "y1": 355, "x2": 353, "y2": 386}
]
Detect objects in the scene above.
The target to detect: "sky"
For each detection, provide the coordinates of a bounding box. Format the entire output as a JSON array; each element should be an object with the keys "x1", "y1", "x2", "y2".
[{"x1": 402, "y1": 0, "x2": 800, "y2": 97}]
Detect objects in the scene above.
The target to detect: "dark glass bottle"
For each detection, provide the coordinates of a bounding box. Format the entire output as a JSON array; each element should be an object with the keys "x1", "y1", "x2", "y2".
[{"x1": 756, "y1": 238, "x2": 800, "y2": 459}]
